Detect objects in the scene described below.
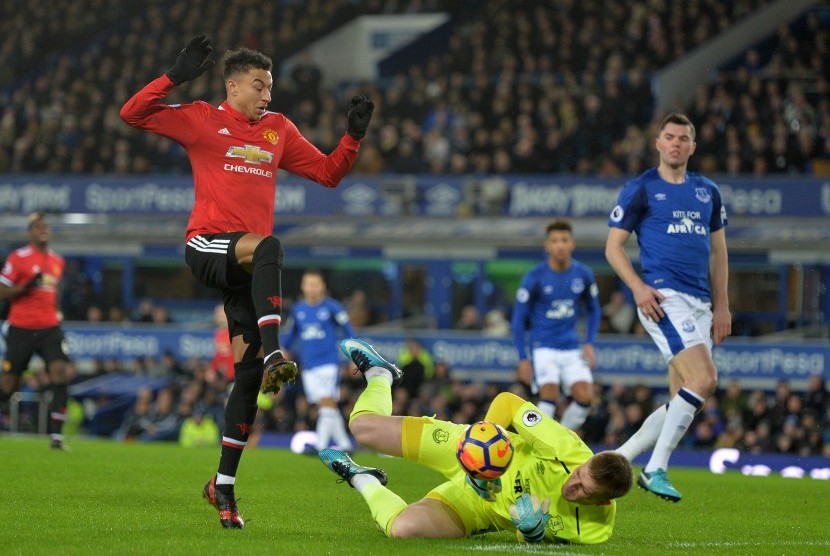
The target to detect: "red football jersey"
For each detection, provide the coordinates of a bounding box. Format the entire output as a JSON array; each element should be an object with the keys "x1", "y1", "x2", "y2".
[
  {"x1": 120, "y1": 75, "x2": 361, "y2": 241},
  {"x1": 0, "y1": 245, "x2": 64, "y2": 328}
]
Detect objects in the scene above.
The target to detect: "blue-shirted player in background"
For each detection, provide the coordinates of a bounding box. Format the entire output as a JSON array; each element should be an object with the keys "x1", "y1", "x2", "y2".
[
  {"x1": 282, "y1": 269, "x2": 357, "y2": 453},
  {"x1": 511, "y1": 219, "x2": 601, "y2": 432},
  {"x1": 605, "y1": 113, "x2": 731, "y2": 502}
]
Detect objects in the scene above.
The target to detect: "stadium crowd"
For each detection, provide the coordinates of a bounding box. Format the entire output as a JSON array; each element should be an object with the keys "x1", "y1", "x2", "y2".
[
  {"x1": 5, "y1": 342, "x2": 827, "y2": 460},
  {"x1": 2, "y1": 0, "x2": 827, "y2": 177},
  {"x1": 2, "y1": 0, "x2": 828, "y2": 465}
]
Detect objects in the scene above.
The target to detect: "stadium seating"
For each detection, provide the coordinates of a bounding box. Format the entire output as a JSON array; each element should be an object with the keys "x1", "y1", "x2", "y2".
[{"x1": 1, "y1": 0, "x2": 826, "y2": 176}]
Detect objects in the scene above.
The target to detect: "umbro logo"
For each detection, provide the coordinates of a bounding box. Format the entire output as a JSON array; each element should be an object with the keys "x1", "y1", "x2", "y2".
[{"x1": 218, "y1": 128, "x2": 231, "y2": 135}]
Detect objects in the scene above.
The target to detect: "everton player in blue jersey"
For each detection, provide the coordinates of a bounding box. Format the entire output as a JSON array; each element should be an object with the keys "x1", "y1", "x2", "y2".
[
  {"x1": 511, "y1": 219, "x2": 601, "y2": 432},
  {"x1": 282, "y1": 269, "x2": 357, "y2": 453},
  {"x1": 605, "y1": 113, "x2": 731, "y2": 502}
]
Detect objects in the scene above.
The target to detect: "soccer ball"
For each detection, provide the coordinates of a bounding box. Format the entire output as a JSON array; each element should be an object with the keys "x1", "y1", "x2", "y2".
[{"x1": 456, "y1": 421, "x2": 514, "y2": 480}]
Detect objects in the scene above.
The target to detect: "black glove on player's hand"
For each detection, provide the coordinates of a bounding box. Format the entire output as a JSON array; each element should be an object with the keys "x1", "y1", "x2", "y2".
[
  {"x1": 347, "y1": 95, "x2": 375, "y2": 139},
  {"x1": 166, "y1": 35, "x2": 216, "y2": 85}
]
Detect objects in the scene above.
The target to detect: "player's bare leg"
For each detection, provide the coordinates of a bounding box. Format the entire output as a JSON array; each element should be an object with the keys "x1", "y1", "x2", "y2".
[
  {"x1": 350, "y1": 415, "x2": 404, "y2": 458},
  {"x1": 537, "y1": 382, "x2": 561, "y2": 420},
  {"x1": 389, "y1": 498, "x2": 466, "y2": 538},
  {"x1": 560, "y1": 380, "x2": 592, "y2": 430}
]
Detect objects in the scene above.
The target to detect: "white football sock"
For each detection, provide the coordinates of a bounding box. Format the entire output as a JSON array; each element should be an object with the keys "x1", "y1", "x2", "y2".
[
  {"x1": 365, "y1": 367, "x2": 393, "y2": 385},
  {"x1": 216, "y1": 473, "x2": 236, "y2": 485},
  {"x1": 560, "y1": 401, "x2": 590, "y2": 430},
  {"x1": 316, "y1": 406, "x2": 339, "y2": 451},
  {"x1": 350, "y1": 472, "x2": 381, "y2": 494},
  {"x1": 330, "y1": 409, "x2": 354, "y2": 451},
  {"x1": 616, "y1": 403, "x2": 667, "y2": 462},
  {"x1": 645, "y1": 388, "x2": 704, "y2": 473},
  {"x1": 537, "y1": 400, "x2": 556, "y2": 419}
]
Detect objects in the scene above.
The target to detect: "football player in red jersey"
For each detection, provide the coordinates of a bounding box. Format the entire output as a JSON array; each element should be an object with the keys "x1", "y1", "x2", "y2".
[
  {"x1": 120, "y1": 36, "x2": 374, "y2": 529},
  {"x1": 0, "y1": 212, "x2": 70, "y2": 450}
]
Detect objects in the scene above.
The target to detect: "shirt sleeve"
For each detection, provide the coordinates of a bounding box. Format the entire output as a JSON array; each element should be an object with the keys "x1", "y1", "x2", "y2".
[
  {"x1": 279, "y1": 119, "x2": 361, "y2": 187},
  {"x1": 608, "y1": 180, "x2": 647, "y2": 232},
  {"x1": 332, "y1": 299, "x2": 357, "y2": 338},
  {"x1": 511, "y1": 272, "x2": 534, "y2": 360},
  {"x1": 0, "y1": 253, "x2": 20, "y2": 287},
  {"x1": 119, "y1": 75, "x2": 207, "y2": 146},
  {"x1": 710, "y1": 183, "x2": 727, "y2": 231},
  {"x1": 583, "y1": 271, "x2": 601, "y2": 344}
]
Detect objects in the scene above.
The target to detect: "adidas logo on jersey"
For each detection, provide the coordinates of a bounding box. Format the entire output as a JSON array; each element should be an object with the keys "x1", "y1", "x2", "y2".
[{"x1": 218, "y1": 128, "x2": 230, "y2": 135}]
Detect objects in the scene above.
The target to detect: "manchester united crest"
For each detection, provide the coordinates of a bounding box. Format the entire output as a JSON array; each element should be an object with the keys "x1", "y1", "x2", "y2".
[{"x1": 262, "y1": 128, "x2": 279, "y2": 145}]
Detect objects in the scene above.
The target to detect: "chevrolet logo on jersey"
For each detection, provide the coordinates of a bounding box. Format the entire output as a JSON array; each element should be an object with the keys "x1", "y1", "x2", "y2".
[{"x1": 226, "y1": 145, "x2": 274, "y2": 164}]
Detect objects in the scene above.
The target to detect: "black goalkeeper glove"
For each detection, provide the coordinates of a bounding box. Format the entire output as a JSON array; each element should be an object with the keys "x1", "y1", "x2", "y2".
[
  {"x1": 347, "y1": 95, "x2": 375, "y2": 139},
  {"x1": 166, "y1": 35, "x2": 216, "y2": 85}
]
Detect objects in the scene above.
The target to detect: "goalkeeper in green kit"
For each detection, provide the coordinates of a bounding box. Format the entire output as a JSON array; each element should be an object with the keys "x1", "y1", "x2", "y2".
[{"x1": 320, "y1": 339, "x2": 633, "y2": 544}]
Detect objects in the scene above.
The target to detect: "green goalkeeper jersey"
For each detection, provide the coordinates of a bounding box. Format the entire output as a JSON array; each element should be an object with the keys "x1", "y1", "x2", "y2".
[{"x1": 482, "y1": 398, "x2": 616, "y2": 544}]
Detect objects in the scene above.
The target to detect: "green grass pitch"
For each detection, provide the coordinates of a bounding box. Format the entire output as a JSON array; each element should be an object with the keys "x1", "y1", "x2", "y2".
[{"x1": 1, "y1": 436, "x2": 827, "y2": 555}]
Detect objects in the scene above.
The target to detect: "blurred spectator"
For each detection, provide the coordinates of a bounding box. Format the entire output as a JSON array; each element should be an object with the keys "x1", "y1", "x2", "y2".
[
  {"x1": 179, "y1": 405, "x2": 220, "y2": 448},
  {"x1": 86, "y1": 305, "x2": 104, "y2": 323},
  {"x1": 455, "y1": 304, "x2": 482, "y2": 331},
  {"x1": 397, "y1": 337, "x2": 435, "y2": 399},
  {"x1": 115, "y1": 387, "x2": 154, "y2": 441},
  {"x1": 134, "y1": 299, "x2": 155, "y2": 323},
  {"x1": 151, "y1": 306, "x2": 173, "y2": 324},
  {"x1": 601, "y1": 290, "x2": 635, "y2": 334},
  {"x1": 482, "y1": 308, "x2": 511, "y2": 337},
  {"x1": 136, "y1": 387, "x2": 180, "y2": 441},
  {"x1": 804, "y1": 374, "x2": 827, "y2": 416},
  {"x1": 107, "y1": 305, "x2": 128, "y2": 323},
  {"x1": 344, "y1": 289, "x2": 371, "y2": 328}
]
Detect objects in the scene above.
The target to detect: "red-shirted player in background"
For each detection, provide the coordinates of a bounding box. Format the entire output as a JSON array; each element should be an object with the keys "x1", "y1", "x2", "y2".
[
  {"x1": 0, "y1": 212, "x2": 70, "y2": 450},
  {"x1": 210, "y1": 303, "x2": 236, "y2": 384},
  {"x1": 120, "y1": 36, "x2": 373, "y2": 529}
]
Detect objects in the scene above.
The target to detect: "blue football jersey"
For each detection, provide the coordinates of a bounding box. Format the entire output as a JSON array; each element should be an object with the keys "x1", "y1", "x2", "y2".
[
  {"x1": 608, "y1": 168, "x2": 727, "y2": 301},
  {"x1": 282, "y1": 297, "x2": 356, "y2": 369},
  {"x1": 511, "y1": 259, "x2": 601, "y2": 358}
]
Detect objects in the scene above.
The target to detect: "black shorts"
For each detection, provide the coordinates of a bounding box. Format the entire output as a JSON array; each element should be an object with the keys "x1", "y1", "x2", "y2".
[
  {"x1": 2, "y1": 325, "x2": 69, "y2": 375},
  {"x1": 184, "y1": 233, "x2": 260, "y2": 350}
]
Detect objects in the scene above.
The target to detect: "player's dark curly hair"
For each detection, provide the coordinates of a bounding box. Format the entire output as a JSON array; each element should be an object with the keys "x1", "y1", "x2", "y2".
[
  {"x1": 588, "y1": 451, "x2": 634, "y2": 500},
  {"x1": 223, "y1": 48, "x2": 273, "y2": 79}
]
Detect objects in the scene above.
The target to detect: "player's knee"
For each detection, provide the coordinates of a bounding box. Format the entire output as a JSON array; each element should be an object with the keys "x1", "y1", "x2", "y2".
[
  {"x1": 573, "y1": 392, "x2": 592, "y2": 406},
  {"x1": 685, "y1": 372, "x2": 717, "y2": 399},
  {"x1": 698, "y1": 373, "x2": 718, "y2": 398},
  {"x1": 388, "y1": 515, "x2": 420, "y2": 539},
  {"x1": 570, "y1": 381, "x2": 592, "y2": 405},
  {"x1": 348, "y1": 414, "x2": 372, "y2": 443},
  {"x1": 252, "y1": 236, "x2": 284, "y2": 268}
]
